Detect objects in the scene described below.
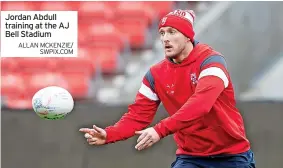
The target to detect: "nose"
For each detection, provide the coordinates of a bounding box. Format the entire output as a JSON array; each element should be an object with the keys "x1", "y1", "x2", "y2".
[{"x1": 162, "y1": 33, "x2": 170, "y2": 43}]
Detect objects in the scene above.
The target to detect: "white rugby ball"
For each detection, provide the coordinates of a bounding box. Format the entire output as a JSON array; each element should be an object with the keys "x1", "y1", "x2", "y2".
[{"x1": 32, "y1": 86, "x2": 74, "y2": 120}]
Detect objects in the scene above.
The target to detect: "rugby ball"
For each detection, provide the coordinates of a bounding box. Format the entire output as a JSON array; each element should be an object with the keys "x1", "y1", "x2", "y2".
[{"x1": 32, "y1": 86, "x2": 74, "y2": 120}]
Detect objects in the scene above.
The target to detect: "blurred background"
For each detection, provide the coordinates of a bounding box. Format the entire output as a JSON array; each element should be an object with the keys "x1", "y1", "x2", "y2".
[{"x1": 1, "y1": 1, "x2": 283, "y2": 168}]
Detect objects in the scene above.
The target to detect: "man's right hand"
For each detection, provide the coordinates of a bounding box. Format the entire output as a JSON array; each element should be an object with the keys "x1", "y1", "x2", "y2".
[{"x1": 79, "y1": 125, "x2": 107, "y2": 145}]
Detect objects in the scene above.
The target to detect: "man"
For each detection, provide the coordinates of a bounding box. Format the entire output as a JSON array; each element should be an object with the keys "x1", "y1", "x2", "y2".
[{"x1": 80, "y1": 9, "x2": 256, "y2": 168}]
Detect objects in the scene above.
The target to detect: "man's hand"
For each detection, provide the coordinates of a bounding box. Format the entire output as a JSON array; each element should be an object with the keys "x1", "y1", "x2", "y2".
[
  {"x1": 79, "y1": 125, "x2": 107, "y2": 145},
  {"x1": 135, "y1": 127, "x2": 160, "y2": 151}
]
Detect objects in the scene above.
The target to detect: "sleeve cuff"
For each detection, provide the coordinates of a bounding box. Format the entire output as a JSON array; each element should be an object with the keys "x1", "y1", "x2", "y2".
[
  {"x1": 153, "y1": 122, "x2": 168, "y2": 139},
  {"x1": 104, "y1": 127, "x2": 116, "y2": 144}
]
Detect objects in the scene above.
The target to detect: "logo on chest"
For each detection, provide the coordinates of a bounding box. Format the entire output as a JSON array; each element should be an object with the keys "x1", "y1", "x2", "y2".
[
  {"x1": 166, "y1": 84, "x2": 175, "y2": 95},
  {"x1": 190, "y1": 73, "x2": 198, "y2": 85}
]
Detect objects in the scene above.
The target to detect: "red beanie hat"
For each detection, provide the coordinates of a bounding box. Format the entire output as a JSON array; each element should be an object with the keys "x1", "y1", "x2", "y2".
[{"x1": 158, "y1": 9, "x2": 196, "y2": 41}]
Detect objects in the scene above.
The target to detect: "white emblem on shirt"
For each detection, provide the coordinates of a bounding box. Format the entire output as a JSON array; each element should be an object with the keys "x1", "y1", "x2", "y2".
[
  {"x1": 166, "y1": 84, "x2": 175, "y2": 95},
  {"x1": 191, "y1": 73, "x2": 198, "y2": 85}
]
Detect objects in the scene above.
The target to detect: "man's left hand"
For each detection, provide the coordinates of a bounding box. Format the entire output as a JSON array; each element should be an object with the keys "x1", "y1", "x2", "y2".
[{"x1": 135, "y1": 127, "x2": 160, "y2": 151}]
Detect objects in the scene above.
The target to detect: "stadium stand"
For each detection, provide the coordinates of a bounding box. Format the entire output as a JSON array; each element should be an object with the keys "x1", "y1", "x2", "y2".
[{"x1": 1, "y1": 1, "x2": 211, "y2": 109}]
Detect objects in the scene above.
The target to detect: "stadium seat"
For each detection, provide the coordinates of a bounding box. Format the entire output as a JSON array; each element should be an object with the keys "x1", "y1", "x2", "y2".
[
  {"x1": 113, "y1": 18, "x2": 148, "y2": 49},
  {"x1": 61, "y1": 72, "x2": 91, "y2": 99},
  {"x1": 78, "y1": 24, "x2": 90, "y2": 46},
  {"x1": 115, "y1": 2, "x2": 155, "y2": 25},
  {"x1": 52, "y1": 57, "x2": 94, "y2": 75},
  {"x1": 39, "y1": 1, "x2": 79, "y2": 11},
  {"x1": 103, "y1": 1, "x2": 120, "y2": 9},
  {"x1": 86, "y1": 46, "x2": 121, "y2": 73},
  {"x1": 85, "y1": 22, "x2": 126, "y2": 50},
  {"x1": 110, "y1": 2, "x2": 153, "y2": 48},
  {"x1": 1, "y1": 1, "x2": 41, "y2": 10},
  {"x1": 146, "y1": 2, "x2": 175, "y2": 19},
  {"x1": 1, "y1": 58, "x2": 18, "y2": 73},
  {"x1": 5, "y1": 95, "x2": 33, "y2": 110},
  {"x1": 78, "y1": 1, "x2": 115, "y2": 23},
  {"x1": 25, "y1": 72, "x2": 68, "y2": 97},
  {"x1": 1, "y1": 73, "x2": 26, "y2": 98},
  {"x1": 16, "y1": 58, "x2": 57, "y2": 73},
  {"x1": 1, "y1": 71, "x2": 32, "y2": 110},
  {"x1": 77, "y1": 47, "x2": 91, "y2": 59}
]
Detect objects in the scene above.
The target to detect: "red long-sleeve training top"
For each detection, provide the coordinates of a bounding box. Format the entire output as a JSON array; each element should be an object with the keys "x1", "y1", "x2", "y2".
[{"x1": 104, "y1": 42, "x2": 250, "y2": 156}]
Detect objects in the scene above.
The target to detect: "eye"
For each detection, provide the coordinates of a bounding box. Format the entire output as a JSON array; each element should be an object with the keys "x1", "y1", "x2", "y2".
[
  {"x1": 159, "y1": 31, "x2": 165, "y2": 36},
  {"x1": 170, "y1": 30, "x2": 176, "y2": 34}
]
